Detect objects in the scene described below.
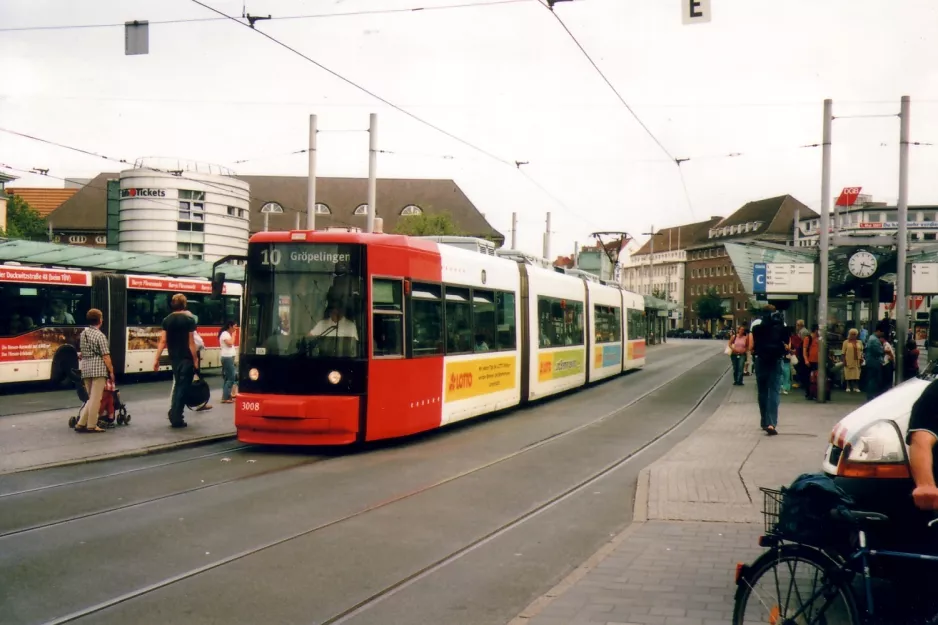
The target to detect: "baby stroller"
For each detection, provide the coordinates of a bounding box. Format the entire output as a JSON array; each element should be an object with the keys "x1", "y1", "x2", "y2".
[{"x1": 67, "y1": 369, "x2": 132, "y2": 429}]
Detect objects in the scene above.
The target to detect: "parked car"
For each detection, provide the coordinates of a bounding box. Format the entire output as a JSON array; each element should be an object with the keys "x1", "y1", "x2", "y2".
[{"x1": 822, "y1": 362, "x2": 934, "y2": 560}]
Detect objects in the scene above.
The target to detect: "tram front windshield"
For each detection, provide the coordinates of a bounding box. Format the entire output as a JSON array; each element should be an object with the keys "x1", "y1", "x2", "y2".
[{"x1": 245, "y1": 243, "x2": 365, "y2": 359}]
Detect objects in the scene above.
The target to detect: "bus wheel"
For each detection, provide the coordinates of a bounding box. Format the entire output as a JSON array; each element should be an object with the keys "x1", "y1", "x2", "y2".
[{"x1": 52, "y1": 348, "x2": 78, "y2": 387}]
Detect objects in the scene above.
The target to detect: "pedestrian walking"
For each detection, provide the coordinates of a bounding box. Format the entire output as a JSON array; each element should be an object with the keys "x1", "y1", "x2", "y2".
[
  {"x1": 219, "y1": 320, "x2": 238, "y2": 404},
  {"x1": 75, "y1": 308, "x2": 113, "y2": 433},
  {"x1": 841, "y1": 328, "x2": 863, "y2": 393},
  {"x1": 153, "y1": 294, "x2": 199, "y2": 428},
  {"x1": 751, "y1": 305, "x2": 787, "y2": 435},
  {"x1": 864, "y1": 325, "x2": 886, "y2": 401},
  {"x1": 802, "y1": 324, "x2": 820, "y2": 399},
  {"x1": 882, "y1": 334, "x2": 896, "y2": 393},
  {"x1": 728, "y1": 326, "x2": 748, "y2": 386},
  {"x1": 789, "y1": 323, "x2": 804, "y2": 389}
]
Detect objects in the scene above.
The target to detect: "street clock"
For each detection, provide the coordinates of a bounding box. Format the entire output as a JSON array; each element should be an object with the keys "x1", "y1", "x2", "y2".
[{"x1": 848, "y1": 250, "x2": 878, "y2": 279}]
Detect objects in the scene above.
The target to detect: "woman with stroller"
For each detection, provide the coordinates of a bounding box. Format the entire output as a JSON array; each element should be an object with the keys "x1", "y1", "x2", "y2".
[
  {"x1": 75, "y1": 308, "x2": 113, "y2": 433},
  {"x1": 219, "y1": 320, "x2": 238, "y2": 404}
]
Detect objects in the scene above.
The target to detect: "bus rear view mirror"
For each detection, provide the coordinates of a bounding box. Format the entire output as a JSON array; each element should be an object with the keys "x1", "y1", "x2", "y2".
[{"x1": 212, "y1": 272, "x2": 225, "y2": 299}]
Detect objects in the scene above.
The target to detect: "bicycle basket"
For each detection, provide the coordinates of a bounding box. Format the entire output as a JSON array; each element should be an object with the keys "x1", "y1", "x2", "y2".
[{"x1": 761, "y1": 487, "x2": 783, "y2": 534}]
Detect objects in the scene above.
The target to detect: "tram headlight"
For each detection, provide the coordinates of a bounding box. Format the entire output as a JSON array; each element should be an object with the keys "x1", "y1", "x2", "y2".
[
  {"x1": 248, "y1": 368, "x2": 260, "y2": 381},
  {"x1": 327, "y1": 370, "x2": 342, "y2": 385}
]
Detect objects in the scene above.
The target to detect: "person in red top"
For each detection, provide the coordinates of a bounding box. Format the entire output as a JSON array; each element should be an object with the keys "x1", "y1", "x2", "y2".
[
  {"x1": 802, "y1": 324, "x2": 820, "y2": 399},
  {"x1": 789, "y1": 326, "x2": 804, "y2": 389}
]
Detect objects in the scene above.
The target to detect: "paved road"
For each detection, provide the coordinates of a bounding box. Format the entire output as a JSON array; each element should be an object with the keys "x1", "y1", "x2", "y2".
[
  {"x1": 0, "y1": 340, "x2": 726, "y2": 625},
  {"x1": 0, "y1": 371, "x2": 222, "y2": 418}
]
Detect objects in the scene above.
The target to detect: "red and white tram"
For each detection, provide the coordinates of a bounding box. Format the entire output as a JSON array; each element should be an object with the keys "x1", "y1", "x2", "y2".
[{"x1": 228, "y1": 231, "x2": 647, "y2": 446}]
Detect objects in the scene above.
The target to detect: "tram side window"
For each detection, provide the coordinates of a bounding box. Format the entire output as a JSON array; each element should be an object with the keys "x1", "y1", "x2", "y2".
[
  {"x1": 626, "y1": 308, "x2": 646, "y2": 340},
  {"x1": 537, "y1": 296, "x2": 584, "y2": 347},
  {"x1": 496, "y1": 292, "x2": 516, "y2": 350},
  {"x1": 594, "y1": 305, "x2": 622, "y2": 343},
  {"x1": 445, "y1": 286, "x2": 472, "y2": 354},
  {"x1": 128, "y1": 291, "x2": 238, "y2": 327},
  {"x1": 0, "y1": 284, "x2": 91, "y2": 337},
  {"x1": 472, "y1": 290, "x2": 496, "y2": 352},
  {"x1": 372, "y1": 279, "x2": 403, "y2": 357},
  {"x1": 411, "y1": 283, "x2": 443, "y2": 356}
]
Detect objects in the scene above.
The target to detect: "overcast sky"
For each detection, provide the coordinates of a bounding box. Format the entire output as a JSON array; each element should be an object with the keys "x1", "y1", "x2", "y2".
[{"x1": 2, "y1": 0, "x2": 937, "y2": 257}]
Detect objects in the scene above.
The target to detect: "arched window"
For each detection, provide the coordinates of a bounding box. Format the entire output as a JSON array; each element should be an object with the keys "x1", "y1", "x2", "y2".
[
  {"x1": 400, "y1": 204, "x2": 423, "y2": 216},
  {"x1": 354, "y1": 204, "x2": 368, "y2": 215},
  {"x1": 315, "y1": 203, "x2": 331, "y2": 215}
]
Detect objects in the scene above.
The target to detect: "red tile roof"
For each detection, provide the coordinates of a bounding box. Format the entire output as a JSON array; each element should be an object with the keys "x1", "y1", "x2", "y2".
[{"x1": 6, "y1": 188, "x2": 78, "y2": 217}]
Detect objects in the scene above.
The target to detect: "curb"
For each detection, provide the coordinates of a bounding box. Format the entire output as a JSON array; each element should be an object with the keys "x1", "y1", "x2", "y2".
[
  {"x1": 0, "y1": 432, "x2": 238, "y2": 476},
  {"x1": 632, "y1": 466, "x2": 651, "y2": 523}
]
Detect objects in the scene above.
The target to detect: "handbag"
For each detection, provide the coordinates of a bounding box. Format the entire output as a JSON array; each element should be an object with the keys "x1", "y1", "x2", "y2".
[
  {"x1": 724, "y1": 345, "x2": 732, "y2": 356},
  {"x1": 790, "y1": 354, "x2": 799, "y2": 366}
]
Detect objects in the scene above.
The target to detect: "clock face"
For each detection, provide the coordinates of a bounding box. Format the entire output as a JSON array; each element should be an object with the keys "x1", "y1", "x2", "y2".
[{"x1": 848, "y1": 251, "x2": 878, "y2": 279}]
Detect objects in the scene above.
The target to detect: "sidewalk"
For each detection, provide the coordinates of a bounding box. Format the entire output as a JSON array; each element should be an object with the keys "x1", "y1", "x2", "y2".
[
  {"x1": 511, "y1": 378, "x2": 866, "y2": 625},
  {"x1": 0, "y1": 392, "x2": 236, "y2": 475}
]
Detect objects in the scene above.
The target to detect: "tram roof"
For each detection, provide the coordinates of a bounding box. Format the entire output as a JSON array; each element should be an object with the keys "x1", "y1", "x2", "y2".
[{"x1": 0, "y1": 239, "x2": 245, "y2": 281}]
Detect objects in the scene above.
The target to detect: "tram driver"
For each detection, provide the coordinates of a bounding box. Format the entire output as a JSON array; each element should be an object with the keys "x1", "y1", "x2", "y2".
[{"x1": 308, "y1": 297, "x2": 359, "y2": 357}]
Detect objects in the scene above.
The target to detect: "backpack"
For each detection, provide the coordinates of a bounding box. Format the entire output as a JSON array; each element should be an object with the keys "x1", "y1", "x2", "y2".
[
  {"x1": 754, "y1": 315, "x2": 787, "y2": 361},
  {"x1": 777, "y1": 473, "x2": 855, "y2": 547}
]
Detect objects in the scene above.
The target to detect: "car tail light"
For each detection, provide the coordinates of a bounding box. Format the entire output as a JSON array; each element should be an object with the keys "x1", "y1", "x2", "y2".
[
  {"x1": 735, "y1": 562, "x2": 745, "y2": 583},
  {"x1": 837, "y1": 420, "x2": 911, "y2": 479}
]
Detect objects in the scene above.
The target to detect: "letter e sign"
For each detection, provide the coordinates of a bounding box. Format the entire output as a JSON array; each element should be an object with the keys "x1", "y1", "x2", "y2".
[{"x1": 682, "y1": 0, "x2": 711, "y2": 25}]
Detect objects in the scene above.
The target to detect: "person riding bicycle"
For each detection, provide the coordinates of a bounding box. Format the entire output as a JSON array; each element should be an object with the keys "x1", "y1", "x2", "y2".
[{"x1": 906, "y1": 377, "x2": 938, "y2": 510}]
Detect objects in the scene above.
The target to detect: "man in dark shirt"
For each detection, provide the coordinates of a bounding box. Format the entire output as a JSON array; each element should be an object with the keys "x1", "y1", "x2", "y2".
[
  {"x1": 154, "y1": 293, "x2": 198, "y2": 428},
  {"x1": 751, "y1": 305, "x2": 787, "y2": 435},
  {"x1": 907, "y1": 378, "x2": 938, "y2": 510}
]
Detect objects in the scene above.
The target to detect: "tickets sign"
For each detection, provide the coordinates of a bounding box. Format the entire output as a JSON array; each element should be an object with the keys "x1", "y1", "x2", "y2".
[
  {"x1": 0, "y1": 267, "x2": 91, "y2": 286},
  {"x1": 445, "y1": 355, "x2": 516, "y2": 402},
  {"x1": 538, "y1": 349, "x2": 584, "y2": 382},
  {"x1": 127, "y1": 276, "x2": 223, "y2": 294}
]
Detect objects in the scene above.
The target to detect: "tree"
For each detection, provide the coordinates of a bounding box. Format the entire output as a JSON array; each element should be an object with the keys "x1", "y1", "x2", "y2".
[
  {"x1": 2, "y1": 195, "x2": 47, "y2": 240},
  {"x1": 651, "y1": 287, "x2": 667, "y2": 300},
  {"x1": 392, "y1": 212, "x2": 462, "y2": 237},
  {"x1": 694, "y1": 287, "x2": 725, "y2": 330}
]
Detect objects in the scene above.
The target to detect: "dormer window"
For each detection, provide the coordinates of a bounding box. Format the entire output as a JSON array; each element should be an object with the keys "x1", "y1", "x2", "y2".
[
  {"x1": 315, "y1": 203, "x2": 331, "y2": 215},
  {"x1": 400, "y1": 204, "x2": 422, "y2": 216},
  {"x1": 354, "y1": 204, "x2": 368, "y2": 215}
]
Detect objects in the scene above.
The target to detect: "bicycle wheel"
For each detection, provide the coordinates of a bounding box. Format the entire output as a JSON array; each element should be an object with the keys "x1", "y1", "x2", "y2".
[{"x1": 734, "y1": 545, "x2": 859, "y2": 625}]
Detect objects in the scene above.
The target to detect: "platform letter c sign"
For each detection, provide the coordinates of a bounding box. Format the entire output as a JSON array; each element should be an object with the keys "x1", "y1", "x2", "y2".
[{"x1": 753, "y1": 263, "x2": 767, "y2": 294}]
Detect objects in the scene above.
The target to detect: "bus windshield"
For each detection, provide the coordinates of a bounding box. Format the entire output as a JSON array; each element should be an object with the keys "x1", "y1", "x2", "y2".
[{"x1": 245, "y1": 243, "x2": 365, "y2": 359}]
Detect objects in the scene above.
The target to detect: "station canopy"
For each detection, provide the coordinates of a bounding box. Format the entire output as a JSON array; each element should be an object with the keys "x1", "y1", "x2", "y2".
[
  {"x1": 643, "y1": 294, "x2": 678, "y2": 310},
  {"x1": 0, "y1": 239, "x2": 244, "y2": 281}
]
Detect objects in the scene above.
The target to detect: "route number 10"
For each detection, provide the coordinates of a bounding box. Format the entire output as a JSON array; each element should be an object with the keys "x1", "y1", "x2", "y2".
[{"x1": 260, "y1": 249, "x2": 282, "y2": 266}]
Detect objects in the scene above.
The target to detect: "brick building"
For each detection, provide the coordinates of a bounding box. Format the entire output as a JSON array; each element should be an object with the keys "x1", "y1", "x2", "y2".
[{"x1": 684, "y1": 195, "x2": 817, "y2": 331}]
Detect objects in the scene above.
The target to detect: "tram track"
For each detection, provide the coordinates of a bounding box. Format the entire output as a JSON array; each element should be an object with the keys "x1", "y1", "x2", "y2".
[
  {"x1": 30, "y1": 349, "x2": 729, "y2": 625},
  {"x1": 0, "y1": 342, "x2": 692, "y2": 517},
  {"x1": 0, "y1": 443, "x2": 253, "y2": 499}
]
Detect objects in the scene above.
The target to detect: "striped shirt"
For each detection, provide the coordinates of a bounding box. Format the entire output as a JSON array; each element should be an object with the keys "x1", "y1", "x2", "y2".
[{"x1": 79, "y1": 326, "x2": 110, "y2": 379}]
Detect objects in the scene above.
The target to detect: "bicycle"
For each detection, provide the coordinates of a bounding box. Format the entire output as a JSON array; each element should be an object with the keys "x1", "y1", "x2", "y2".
[{"x1": 733, "y1": 487, "x2": 938, "y2": 625}]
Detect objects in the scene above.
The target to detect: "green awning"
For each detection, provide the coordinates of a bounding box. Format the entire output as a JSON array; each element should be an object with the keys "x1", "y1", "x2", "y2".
[{"x1": 0, "y1": 239, "x2": 244, "y2": 281}]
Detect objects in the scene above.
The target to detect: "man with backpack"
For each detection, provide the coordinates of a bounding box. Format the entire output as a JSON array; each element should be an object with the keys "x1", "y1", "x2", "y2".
[{"x1": 751, "y1": 305, "x2": 787, "y2": 435}]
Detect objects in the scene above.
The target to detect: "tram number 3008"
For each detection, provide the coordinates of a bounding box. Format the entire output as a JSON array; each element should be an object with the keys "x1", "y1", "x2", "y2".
[
  {"x1": 449, "y1": 372, "x2": 473, "y2": 391},
  {"x1": 241, "y1": 401, "x2": 261, "y2": 412}
]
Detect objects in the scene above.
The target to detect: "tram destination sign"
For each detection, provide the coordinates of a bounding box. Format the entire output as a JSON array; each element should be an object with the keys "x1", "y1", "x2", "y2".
[
  {"x1": 911, "y1": 263, "x2": 938, "y2": 295},
  {"x1": 752, "y1": 263, "x2": 815, "y2": 294}
]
